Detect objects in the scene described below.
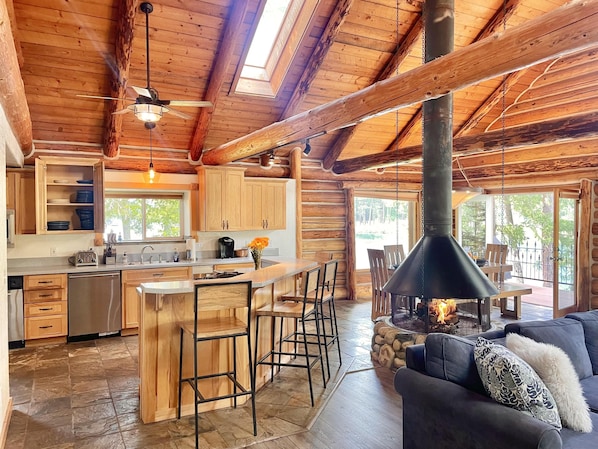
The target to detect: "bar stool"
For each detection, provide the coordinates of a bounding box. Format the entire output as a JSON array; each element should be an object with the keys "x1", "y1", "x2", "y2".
[
  {"x1": 283, "y1": 259, "x2": 341, "y2": 382},
  {"x1": 177, "y1": 281, "x2": 256, "y2": 449},
  {"x1": 254, "y1": 266, "x2": 326, "y2": 406}
]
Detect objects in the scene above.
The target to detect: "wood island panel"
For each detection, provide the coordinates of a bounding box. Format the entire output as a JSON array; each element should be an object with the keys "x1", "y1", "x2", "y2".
[{"x1": 138, "y1": 259, "x2": 316, "y2": 424}]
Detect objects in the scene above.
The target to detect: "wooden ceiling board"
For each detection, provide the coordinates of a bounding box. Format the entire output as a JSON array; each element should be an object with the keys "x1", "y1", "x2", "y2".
[{"x1": 6, "y1": 0, "x2": 598, "y2": 188}]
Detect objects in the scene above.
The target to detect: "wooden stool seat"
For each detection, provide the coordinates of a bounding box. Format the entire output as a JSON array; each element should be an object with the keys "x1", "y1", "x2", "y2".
[{"x1": 177, "y1": 281, "x2": 257, "y2": 449}]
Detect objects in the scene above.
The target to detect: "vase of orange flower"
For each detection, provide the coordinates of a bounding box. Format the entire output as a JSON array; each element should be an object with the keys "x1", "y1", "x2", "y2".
[{"x1": 248, "y1": 237, "x2": 269, "y2": 270}]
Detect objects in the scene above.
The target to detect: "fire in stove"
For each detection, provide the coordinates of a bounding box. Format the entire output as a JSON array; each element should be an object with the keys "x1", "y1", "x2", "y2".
[{"x1": 417, "y1": 299, "x2": 459, "y2": 328}]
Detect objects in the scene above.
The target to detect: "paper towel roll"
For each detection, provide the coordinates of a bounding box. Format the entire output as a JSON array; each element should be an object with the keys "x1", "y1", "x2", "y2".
[
  {"x1": 186, "y1": 239, "x2": 196, "y2": 261},
  {"x1": 185, "y1": 238, "x2": 196, "y2": 251}
]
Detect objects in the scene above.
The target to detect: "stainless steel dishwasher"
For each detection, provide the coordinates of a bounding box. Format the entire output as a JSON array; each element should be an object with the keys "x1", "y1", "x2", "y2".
[{"x1": 68, "y1": 271, "x2": 121, "y2": 339}]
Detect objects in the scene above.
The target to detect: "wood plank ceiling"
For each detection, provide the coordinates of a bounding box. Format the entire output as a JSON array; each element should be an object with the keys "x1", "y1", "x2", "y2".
[{"x1": 4, "y1": 0, "x2": 598, "y2": 190}]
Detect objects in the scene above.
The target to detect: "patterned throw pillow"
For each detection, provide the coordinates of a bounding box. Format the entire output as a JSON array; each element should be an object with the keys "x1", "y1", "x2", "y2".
[{"x1": 474, "y1": 337, "x2": 562, "y2": 429}]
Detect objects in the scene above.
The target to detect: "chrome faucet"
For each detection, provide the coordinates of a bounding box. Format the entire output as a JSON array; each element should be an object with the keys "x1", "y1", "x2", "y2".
[{"x1": 141, "y1": 245, "x2": 154, "y2": 264}]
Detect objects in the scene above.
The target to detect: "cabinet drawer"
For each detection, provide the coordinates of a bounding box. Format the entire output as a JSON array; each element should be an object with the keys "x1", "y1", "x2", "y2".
[
  {"x1": 25, "y1": 315, "x2": 67, "y2": 339},
  {"x1": 122, "y1": 267, "x2": 191, "y2": 282},
  {"x1": 25, "y1": 301, "x2": 67, "y2": 317},
  {"x1": 24, "y1": 274, "x2": 66, "y2": 290},
  {"x1": 24, "y1": 289, "x2": 64, "y2": 303}
]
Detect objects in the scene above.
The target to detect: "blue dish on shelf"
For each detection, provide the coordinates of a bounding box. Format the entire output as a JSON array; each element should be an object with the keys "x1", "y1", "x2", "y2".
[
  {"x1": 76, "y1": 179, "x2": 93, "y2": 184},
  {"x1": 74, "y1": 190, "x2": 93, "y2": 203},
  {"x1": 47, "y1": 221, "x2": 69, "y2": 231}
]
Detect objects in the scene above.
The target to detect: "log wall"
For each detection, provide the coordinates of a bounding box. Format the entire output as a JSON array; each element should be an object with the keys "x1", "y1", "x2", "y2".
[
  {"x1": 589, "y1": 181, "x2": 598, "y2": 309},
  {"x1": 301, "y1": 179, "x2": 349, "y2": 299}
]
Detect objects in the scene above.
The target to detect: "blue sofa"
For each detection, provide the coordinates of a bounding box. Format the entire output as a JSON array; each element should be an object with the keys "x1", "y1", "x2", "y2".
[{"x1": 394, "y1": 311, "x2": 598, "y2": 449}]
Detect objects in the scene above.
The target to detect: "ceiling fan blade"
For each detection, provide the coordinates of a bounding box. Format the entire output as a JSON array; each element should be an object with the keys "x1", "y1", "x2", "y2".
[
  {"x1": 112, "y1": 107, "x2": 133, "y2": 115},
  {"x1": 131, "y1": 85, "x2": 152, "y2": 98},
  {"x1": 162, "y1": 100, "x2": 213, "y2": 108},
  {"x1": 77, "y1": 94, "x2": 124, "y2": 101},
  {"x1": 164, "y1": 107, "x2": 192, "y2": 120}
]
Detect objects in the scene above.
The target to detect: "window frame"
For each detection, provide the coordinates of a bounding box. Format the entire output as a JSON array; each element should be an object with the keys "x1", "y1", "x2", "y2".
[
  {"x1": 104, "y1": 192, "x2": 185, "y2": 242},
  {"x1": 232, "y1": 0, "x2": 318, "y2": 98}
]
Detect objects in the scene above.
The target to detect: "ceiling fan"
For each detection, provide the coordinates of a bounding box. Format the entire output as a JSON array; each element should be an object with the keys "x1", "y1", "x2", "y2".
[{"x1": 79, "y1": 2, "x2": 212, "y2": 123}]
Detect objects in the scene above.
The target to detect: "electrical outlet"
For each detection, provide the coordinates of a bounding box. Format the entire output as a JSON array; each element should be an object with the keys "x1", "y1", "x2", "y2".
[{"x1": 50, "y1": 247, "x2": 57, "y2": 256}]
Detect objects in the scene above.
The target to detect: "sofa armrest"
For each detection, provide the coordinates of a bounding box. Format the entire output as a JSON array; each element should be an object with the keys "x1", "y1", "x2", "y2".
[
  {"x1": 405, "y1": 343, "x2": 425, "y2": 372},
  {"x1": 394, "y1": 367, "x2": 562, "y2": 449}
]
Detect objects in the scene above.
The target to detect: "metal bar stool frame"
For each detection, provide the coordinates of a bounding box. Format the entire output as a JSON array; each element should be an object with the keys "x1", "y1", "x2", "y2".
[
  {"x1": 254, "y1": 266, "x2": 326, "y2": 407},
  {"x1": 177, "y1": 280, "x2": 257, "y2": 449}
]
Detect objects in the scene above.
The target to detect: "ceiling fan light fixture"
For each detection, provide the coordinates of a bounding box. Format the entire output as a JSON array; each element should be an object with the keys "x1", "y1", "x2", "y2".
[{"x1": 134, "y1": 104, "x2": 163, "y2": 123}]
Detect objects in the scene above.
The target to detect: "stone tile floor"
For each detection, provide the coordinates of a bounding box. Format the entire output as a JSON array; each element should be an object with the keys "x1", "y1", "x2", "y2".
[
  {"x1": 6, "y1": 299, "x2": 551, "y2": 449},
  {"x1": 6, "y1": 299, "x2": 376, "y2": 449}
]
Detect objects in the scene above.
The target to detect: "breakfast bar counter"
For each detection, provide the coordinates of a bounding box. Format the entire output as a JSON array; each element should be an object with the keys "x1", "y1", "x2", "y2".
[{"x1": 137, "y1": 258, "x2": 317, "y2": 423}]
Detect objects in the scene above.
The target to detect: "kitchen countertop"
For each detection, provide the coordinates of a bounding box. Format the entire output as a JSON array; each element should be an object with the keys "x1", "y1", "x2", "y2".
[
  {"x1": 6, "y1": 255, "x2": 275, "y2": 277},
  {"x1": 139, "y1": 258, "x2": 317, "y2": 292}
]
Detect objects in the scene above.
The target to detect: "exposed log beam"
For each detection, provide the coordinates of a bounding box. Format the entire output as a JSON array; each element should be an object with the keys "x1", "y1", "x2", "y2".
[
  {"x1": 202, "y1": 0, "x2": 598, "y2": 166},
  {"x1": 333, "y1": 111, "x2": 598, "y2": 174},
  {"x1": 376, "y1": 16, "x2": 423, "y2": 82},
  {"x1": 322, "y1": 126, "x2": 356, "y2": 170},
  {"x1": 0, "y1": 0, "x2": 32, "y2": 152},
  {"x1": 189, "y1": 0, "x2": 249, "y2": 161},
  {"x1": 385, "y1": 0, "x2": 522, "y2": 149},
  {"x1": 279, "y1": 0, "x2": 354, "y2": 120},
  {"x1": 103, "y1": 0, "x2": 138, "y2": 158},
  {"x1": 5, "y1": 0, "x2": 23, "y2": 67},
  {"x1": 453, "y1": 69, "x2": 528, "y2": 138},
  {"x1": 322, "y1": 15, "x2": 423, "y2": 170}
]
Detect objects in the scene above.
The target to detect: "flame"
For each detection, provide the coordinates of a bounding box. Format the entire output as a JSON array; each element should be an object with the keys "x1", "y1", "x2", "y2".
[{"x1": 430, "y1": 299, "x2": 457, "y2": 324}]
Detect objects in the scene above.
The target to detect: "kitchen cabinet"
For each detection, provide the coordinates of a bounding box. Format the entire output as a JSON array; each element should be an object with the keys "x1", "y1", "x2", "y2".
[
  {"x1": 35, "y1": 156, "x2": 104, "y2": 234},
  {"x1": 243, "y1": 179, "x2": 287, "y2": 230},
  {"x1": 23, "y1": 274, "x2": 67, "y2": 340},
  {"x1": 121, "y1": 266, "x2": 192, "y2": 332},
  {"x1": 6, "y1": 169, "x2": 36, "y2": 234},
  {"x1": 197, "y1": 166, "x2": 246, "y2": 231}
]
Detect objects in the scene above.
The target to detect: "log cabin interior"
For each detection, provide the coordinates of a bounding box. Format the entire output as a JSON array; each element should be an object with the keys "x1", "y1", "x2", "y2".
[{"x1": 2, "y1": 0, "x2": 598, "y2": 447}]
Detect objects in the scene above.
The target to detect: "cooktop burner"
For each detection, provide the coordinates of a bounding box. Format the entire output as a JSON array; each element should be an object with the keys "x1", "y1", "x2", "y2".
[{"x1": 200, "y1": 271, "x2": 243, "y2": 279}]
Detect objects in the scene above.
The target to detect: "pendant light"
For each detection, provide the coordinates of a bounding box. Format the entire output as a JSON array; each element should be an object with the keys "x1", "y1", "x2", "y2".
[{"x1": 146, "y1": 121, "x2": 158, "y2": 183}]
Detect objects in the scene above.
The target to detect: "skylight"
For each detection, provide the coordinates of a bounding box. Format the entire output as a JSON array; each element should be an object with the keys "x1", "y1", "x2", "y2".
[{"x1": 234, "y1": 0, "x2": 317, "y2": 97}]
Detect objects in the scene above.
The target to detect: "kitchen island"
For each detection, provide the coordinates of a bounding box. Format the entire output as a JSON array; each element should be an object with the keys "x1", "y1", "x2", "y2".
[{"x1": 137, "y1": 258, "x2": 317, "y2": 423}]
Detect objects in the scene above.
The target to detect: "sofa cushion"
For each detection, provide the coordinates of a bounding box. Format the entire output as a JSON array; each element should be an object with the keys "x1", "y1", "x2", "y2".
[
  {"x1": 505, "y1": 318, "x2": 593, "y2": 380},
  {"x1": 579, "y1": 375, "x2": 598, "y2": 413},
  {"x1": 560, "y1": 411, "x2": 598, "y2": 449},
  {"x1": 566, "y1": 311, "x2": 598, "y2": 375},
  {"x1": 424, "y1": 333, "x2": 486, "y2": 395},
  {"x1": 474, "y1": 337, "x2": 562, "y2": 429},
  {"x1": 506, "y1": 333, "x2": 592, "y2": 432}
]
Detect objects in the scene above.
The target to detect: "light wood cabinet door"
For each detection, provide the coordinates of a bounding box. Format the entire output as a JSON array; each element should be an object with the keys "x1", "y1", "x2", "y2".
[
  {"x1": 198, "y1": 167, "x2": 246, "y2": 231},
  {"x1": 7, "y1": 170, "x2": 36, "y2": 234},
  {"x1": 121, "y1": 267, "x2": 192, "y2": 330},
  {"x1": 243, "y1": 179, "x2": 286, "y2": 230}
]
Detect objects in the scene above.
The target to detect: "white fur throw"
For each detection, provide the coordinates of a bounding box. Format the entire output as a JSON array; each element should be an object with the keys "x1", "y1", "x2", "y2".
[{"x1": 507, "y1": 333, "x2": 593, "y2": 433}]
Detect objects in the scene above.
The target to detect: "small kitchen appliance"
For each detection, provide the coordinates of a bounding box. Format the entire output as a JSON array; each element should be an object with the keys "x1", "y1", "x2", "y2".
[
  {"x1": 218, "y1": 237, "x2": 234, "y2": 258},
  {"x1": 69, "y1": 249, "x2": 99, "y2": 267}
]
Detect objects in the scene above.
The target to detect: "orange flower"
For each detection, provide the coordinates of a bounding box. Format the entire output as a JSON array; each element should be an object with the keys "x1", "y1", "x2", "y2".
[{"x1": 248, "y1": 237, "x2": 269, "y2": 251}]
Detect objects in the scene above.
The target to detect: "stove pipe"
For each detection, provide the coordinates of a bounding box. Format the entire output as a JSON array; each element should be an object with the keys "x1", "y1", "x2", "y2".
[{"x1": 383, "y1": 0, "x2": 498, "y2": 300}]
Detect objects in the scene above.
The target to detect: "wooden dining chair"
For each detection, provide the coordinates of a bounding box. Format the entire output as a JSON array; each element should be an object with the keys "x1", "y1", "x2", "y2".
[
  {"x1": 368, "y1": 249, "x2": 391, "y2": 321},
  {"x1": 485, "y1": 244, "x2": 508, "y2": 284},
  {"x1": 384, "y1": 244, "x2": 405, "y2": 268}
]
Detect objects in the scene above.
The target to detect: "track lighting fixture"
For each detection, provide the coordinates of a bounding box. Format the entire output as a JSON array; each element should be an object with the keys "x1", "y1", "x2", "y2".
[
  {"x1": 303, "y1": 139, "x2": 311, "y2": 156},
  {"x1": 259, "y1": 151, "x2": 275, "y2": 168}
]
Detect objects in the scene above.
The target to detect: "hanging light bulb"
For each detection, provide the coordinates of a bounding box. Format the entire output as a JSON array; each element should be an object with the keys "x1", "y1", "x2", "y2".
[{"x1": 146, "y1": 122, "x2": 158, "y2": 183}]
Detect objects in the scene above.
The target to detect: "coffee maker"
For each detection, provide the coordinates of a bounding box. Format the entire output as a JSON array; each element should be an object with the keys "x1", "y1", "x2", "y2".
[{"x1": 218, "y1": 237, "x2": 234, "y2": 258}]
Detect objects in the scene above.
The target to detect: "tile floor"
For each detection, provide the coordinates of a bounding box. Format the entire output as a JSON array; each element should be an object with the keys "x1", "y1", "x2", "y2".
[{"x1": 6, "y1": 299, "x2": 552, "y2": 449}]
